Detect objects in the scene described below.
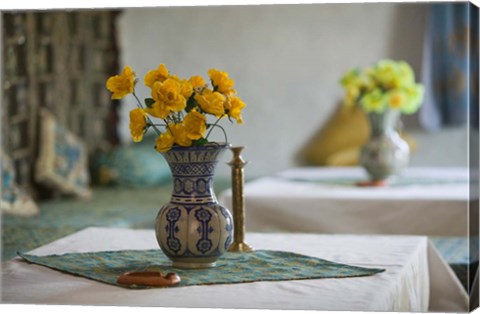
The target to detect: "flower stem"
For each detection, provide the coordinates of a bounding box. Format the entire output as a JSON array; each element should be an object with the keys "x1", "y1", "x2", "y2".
[
  {"x1": 206, "y1": 117, "x2": 228, "y2": 144},
  {"x1": 206, "y1": 116, "x2": 222, "y2": 139},
  {"x1": 132, "y1": 92, "x2": 161, "y2": 135},
  {"x1": 163, "y1": 119, "x2": 173, "y2": 134},
  {"x1": 212, "y1": 124, "x2": 228, "y2": 144}
]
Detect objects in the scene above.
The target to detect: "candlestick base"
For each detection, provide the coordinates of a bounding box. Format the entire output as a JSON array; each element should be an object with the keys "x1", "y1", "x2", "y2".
[{"x1": 228, "y1": 241, "x2": 254, "y2": 252}]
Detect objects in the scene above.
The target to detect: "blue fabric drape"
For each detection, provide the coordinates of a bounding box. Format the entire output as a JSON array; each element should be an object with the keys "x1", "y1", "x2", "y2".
[{"x1": 420, "y1": 2, "x2": 479, "y2": 131}]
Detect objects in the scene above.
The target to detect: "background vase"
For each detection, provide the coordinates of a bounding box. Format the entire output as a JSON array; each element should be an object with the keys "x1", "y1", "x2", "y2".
[
  {"x1": 359, "y1": 110, "x2": 410, "y2": 182},
  {"x1": 155, "y1": 143, "x2": 233, "y2": 269}
]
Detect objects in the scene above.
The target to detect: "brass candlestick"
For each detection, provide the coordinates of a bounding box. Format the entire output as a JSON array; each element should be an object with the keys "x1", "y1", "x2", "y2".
[{"x1": 227, "y1": 146, "x2": 253, "y2": 252}]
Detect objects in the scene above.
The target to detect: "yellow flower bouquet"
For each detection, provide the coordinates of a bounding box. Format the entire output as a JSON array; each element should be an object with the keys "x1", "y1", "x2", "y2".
[
  {"x1": 340, "y1": 60, "x2": 424, "y2": 114},
  {"x1": 106, "y1": 64, "x2": 246, "y2": 152}
]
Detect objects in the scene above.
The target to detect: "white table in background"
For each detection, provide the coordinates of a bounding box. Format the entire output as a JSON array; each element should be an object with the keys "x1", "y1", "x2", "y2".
[
  {"x1": 1, "y1": 227, "x2": 468, "y2": 312},
  {"x1": 219, "y1": 167, "x2": 470, "y2": 236}
]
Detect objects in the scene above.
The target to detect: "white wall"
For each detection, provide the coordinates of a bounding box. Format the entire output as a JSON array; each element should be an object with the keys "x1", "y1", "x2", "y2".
[
  {"x1": 409, "y1": 126, "x2": 469, "y2": 168},
  {"x1": 117, "y1": 3, "x2": 439, "y2": 178}
]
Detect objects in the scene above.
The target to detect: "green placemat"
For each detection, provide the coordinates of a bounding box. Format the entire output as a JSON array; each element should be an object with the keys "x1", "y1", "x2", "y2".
[{"x1": 18, "y1": 249, "x2": 384, "y2": 289}]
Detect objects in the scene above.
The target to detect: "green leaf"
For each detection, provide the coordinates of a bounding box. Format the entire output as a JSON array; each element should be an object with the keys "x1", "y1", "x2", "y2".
[
  {"x1": 144, "y1": 98, "x2": 155, "y2": 108},
  {"x1": 185, "y1": 95, "x2": 198, "y2": 112},
  {"x1": 193, "y1": 138, "x2": 208, "y2": 146},
  {"x1": 211, "y1": 80, "x2": 218, "y2": 92}
]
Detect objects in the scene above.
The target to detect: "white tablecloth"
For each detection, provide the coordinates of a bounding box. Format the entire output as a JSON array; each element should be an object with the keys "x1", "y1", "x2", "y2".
[
  {"x1": 1, "y1": 227, "x2": 468, "y2": 312},
  {"x1": 219, "y1": 167, "x2": 470, "y2": 236}
]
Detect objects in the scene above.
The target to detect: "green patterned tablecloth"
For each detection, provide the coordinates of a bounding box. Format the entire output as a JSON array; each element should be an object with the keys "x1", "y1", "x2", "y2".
[{"x1": 18, "y1": 249, "x2": 385, "y2": 289}]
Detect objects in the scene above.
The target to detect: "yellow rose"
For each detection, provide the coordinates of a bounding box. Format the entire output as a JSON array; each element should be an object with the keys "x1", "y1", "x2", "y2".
[
  {"x1": 155, "y1": 131, "x2": 175, "y2": 153},
  {"x1": 151, "y1": 79, "x2": 187, "y2": 113},
  {"x1": 144, "y1": 102, "x2": 170, "y2": 119},
  {"x1": 180, "y1": 79, "x2": 194, "y2": 99},
  {"x1": 129, "y1": 108, "x2": 147, "y2": 142},
  {"x1": 144, "y1": 64, "x2": 169, "y2": 88},
  {"x1": 208, "y1": 68, "x2": 235, "y2": 95},
  {"x1": 169, "y1": 75, "x2": 193, "y2": 99},
  {"x1": 183, "y1": 109, "x2": 207, "y2": 140},
  {"x1": 225, "y1": 96, "x2": 246, "y2": 124},
  {"x1": 190, "y1": 75, "x2": 206, "y2": 91},
  {"x1": 106, "y1": 66, "x2": 135, "y2": 99},
  {"x1": 169, "y1": 123, "x2": 192, "y2": 147},
  {"x1": 194, "y1": 89, "x2": 226, "y2": 118}
]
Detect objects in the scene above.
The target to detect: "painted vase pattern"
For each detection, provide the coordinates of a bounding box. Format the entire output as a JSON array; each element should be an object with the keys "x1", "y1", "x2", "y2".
[
  {"x1": 359, "y1": 110, "x2": 410, "y2": 181},
  {"x1": 155, "y1": 143, "x2": 233, "y2": 268}
]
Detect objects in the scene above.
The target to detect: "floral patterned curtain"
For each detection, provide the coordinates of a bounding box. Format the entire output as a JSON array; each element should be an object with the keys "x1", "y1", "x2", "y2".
[{"x1": 420, "y1": 2, "x2": 479, "y2": 130}]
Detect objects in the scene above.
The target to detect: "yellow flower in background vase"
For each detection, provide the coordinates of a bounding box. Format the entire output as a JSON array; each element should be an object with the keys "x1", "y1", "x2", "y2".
[
  {"x1": 144, "y1": 64, "x2": 169, "y2": 88},
  {"x1": 195, "y1": 89, "x2": 226, "y2": 118},
  {"x1": 340, "y1": 68, "x2": 362, "y2": 87},
  {"x1": 170, "y1": 123, "x2": 193, "y2": 147},
  {"x1": 155, "y1": 131, "x2": 175, "y2": 152},
  {"x1": 340, "y1": 60, "x2": 424, "y2": 115},
  {"x1": 392, "y1": 61, "x2": 415, "y2": 88},
  {"x1": 208, "y1": 68, "x2": 235, "y2": 95},
  {"x1": 386, "y1": 89, "x2": 407, "y2": 110},
  {"x1": 363, "y1": 67, "x2": 377, "y2": 91},
  {"x1": 106, "y1": 66, "x2": 135, "y2": 99},
  {"x1": 360, "y1": 89, "x2": 386, "y2": 113},
  {"x1": 225, "y1": 96, "x2": 246, "y2": 124},
  {"x1": 129, "y1": 108, "x2": 147, "y2": 142},
  {"x1": 340, "y1": 69, "x2": 364, "y2": 107},
  {"x1": 373, "y1": 59, "x2": 397, "y2": 89},
  {"x1": 402, "y1": 84, "x2": 425, "y2": 114},
  {"x1": 183, "y1": 109, "x2": 207, "y2": 140}
]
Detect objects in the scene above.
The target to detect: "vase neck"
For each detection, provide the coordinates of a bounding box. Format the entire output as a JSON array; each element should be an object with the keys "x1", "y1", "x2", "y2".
[
  {"x1": 367, "y1": 110, "x2": 400, "y2": 137},
  {"x1": 170, "y1": 173, "x2": 218, "y2": 204},
  {"x1": 162, "y1": 145, "x2": 227, "y2": 204}
]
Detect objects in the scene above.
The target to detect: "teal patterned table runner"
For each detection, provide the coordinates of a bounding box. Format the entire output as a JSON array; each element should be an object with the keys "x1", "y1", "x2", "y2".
[
  {"x1": 276, "y1": 176, "x2": 468, "y2": 187},
  {"x1": 18, "y1": 249, "x2": 384, "y2": 289},
  {"x1": 430, "y1": 237, "x2": 479, "y2": 291}
]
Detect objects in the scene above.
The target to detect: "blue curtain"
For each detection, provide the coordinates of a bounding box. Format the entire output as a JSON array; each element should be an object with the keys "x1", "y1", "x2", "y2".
[{"x1": 420, "y1": 2, "x2": 479, "y2": 131}]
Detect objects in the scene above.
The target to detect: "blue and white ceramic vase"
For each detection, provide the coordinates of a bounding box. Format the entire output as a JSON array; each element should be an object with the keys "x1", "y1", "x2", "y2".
[
  {"x1": 359, "y1": 110, "x2": 410, "y2": 182},
  {"x1": 155, "y1": 143, "x2": 233, "y2": 268}
]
